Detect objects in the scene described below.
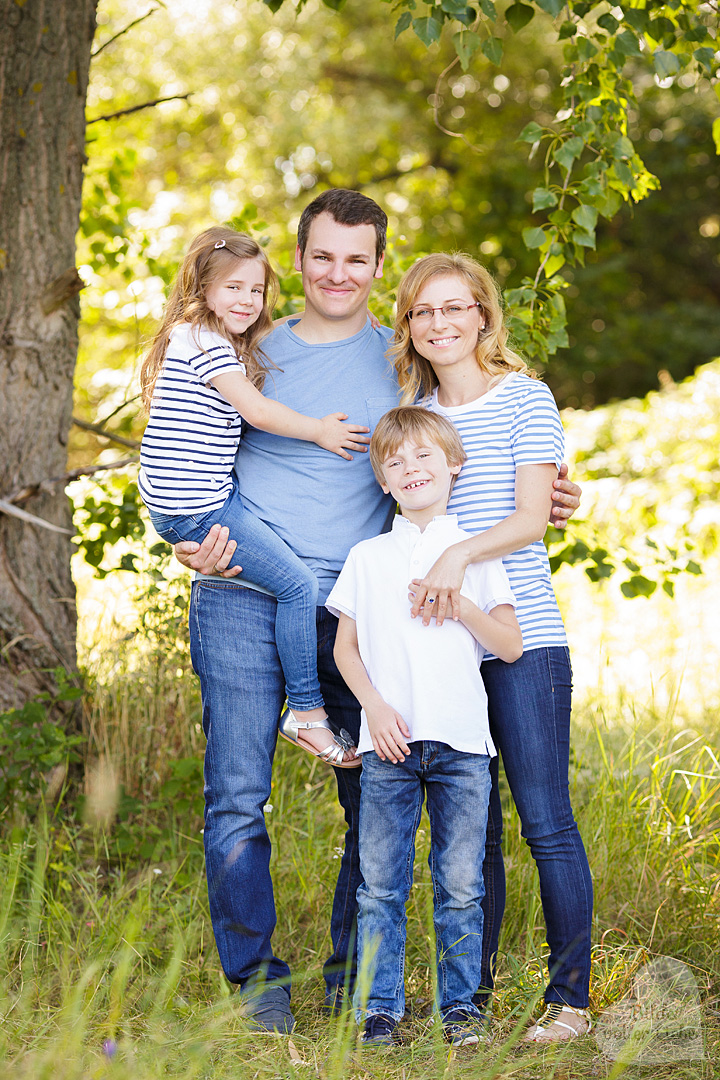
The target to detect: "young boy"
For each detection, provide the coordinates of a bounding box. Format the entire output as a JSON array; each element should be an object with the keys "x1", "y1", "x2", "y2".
[{"x1": 326, "y1": 406, "x2": 523, "y2": 1048}]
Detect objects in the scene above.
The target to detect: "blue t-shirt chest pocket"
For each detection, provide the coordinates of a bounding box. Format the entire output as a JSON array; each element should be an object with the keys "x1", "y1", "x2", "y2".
[{"x1": 365, "y1": 397, "x2": 400, "y2": 432}]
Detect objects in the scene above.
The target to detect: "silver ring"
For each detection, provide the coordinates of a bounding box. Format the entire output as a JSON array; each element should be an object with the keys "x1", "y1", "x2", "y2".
[{"x1": 427, "y1": 597, "x2": 435, "y2": 604}]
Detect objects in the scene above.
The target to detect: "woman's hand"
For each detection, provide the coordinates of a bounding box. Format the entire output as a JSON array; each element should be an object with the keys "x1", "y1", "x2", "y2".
[
  {"x1": 408, "y1": 543, "x2": 469, "y2": 626},
  {"x1": 316, "y1": 413, "x2": 370, "y2": 459},
  {"x1": 173, "y1": 524, "x2": 242, "y2": 577}
]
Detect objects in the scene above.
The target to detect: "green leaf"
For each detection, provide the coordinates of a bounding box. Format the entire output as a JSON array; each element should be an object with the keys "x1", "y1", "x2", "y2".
[
  {"x1": 595, "y1": 186, "x2": 622, "y2": 219},
  {"x1": 558, "y1": 20, "x2": 576, "y2": 39},
  {"x1": 535, "y1": 0, "x2": 564, "y2": 16},
  {"x1": 621, "y1": 575, "x2": 657, "y2": 598},
  {"x1": 654, "y1": 49, "x2": 680, "y2": 79},
  {"x1": 395, "y1": 10, "x2": 412, "y2": 37},
  {"x1": 713, "y1": 118, "x2": 720, "y2": 155},
  {"x1": 478, "y1": 0, "x2": 497, "y2": 19},
  {"x1": 623, "y1": 9, "x2": 649, "y2": 34},
  {"x1": 575, "y1": 37, "x2": 598, "y2": 60},
  {"x1": 262, "y1": 0, "x2": 285, "y2": 12},
  {"x1": 543, "y1": 252, "x2": 566, "y2": 276},
  {"x1": 533, "y1": 187, "x2": 558, "y2": 211},
  {"x1": 571, "y1": 203, "x2": 598, "y2": 231},
  {"x1": 481, "y1": 36, "x2": 504, "y2": 65},
  {"x1": 453, "y1": 29, "x2": 481, "y2": 69},
  {"x1": 597, "y1": 13, "x2": 619, "y2": 34},
  {"x1": 505, "y1": 3, "x2": 534, "y2": 32},
  {"x1": 412, "y1": 15, "x2": 443, "y2": 46},
  {"x1": 442, "y1": 0, "x2": 470, "y2": 12},
  {"x1": 518, "y1": 121, "x2": 544, "y2": 143},
  {"x1": 686, "y1": 560, "x2": 702, "y2": 575},
  {"x1": 610, "y1": 134, "x2": 634, "y2": 160},
  {"x1": 694, "y1": 47, "x2": 716, "y2": 73},
  {"x1": 553, "y1": 135, "x2": 584, "y2": 171},
  {"x1": 522, "y1": 226, "x2": 546, "y2": 249},
  {"x1": 615, "y1": 30, "x2": 641, "y2": 57},
  {"x1": 572, "y1": 227, "x2": 596, "y2": 249}
]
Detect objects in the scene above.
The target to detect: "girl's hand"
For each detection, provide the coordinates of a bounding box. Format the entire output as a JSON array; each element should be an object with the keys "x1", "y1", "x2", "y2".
[
  {"x1": 409, "y1": 544, "x2": 468, "y2": 626},
  {"x1": 317, "y1": 413, "x2": 370, "y2": 460},
  {"x1": 366, "y1": 702, "x2": 411, "y2": 763}
]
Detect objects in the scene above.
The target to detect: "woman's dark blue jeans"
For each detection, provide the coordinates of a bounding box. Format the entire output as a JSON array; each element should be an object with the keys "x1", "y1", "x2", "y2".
[{"x1": 479, "y1": 646, "x2": 593, "y2": 1009}]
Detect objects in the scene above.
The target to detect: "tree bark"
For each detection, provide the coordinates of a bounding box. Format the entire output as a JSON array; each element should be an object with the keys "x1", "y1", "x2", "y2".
[{"x1": 0, "y1": 0, "x2": 97, "y2": 711}]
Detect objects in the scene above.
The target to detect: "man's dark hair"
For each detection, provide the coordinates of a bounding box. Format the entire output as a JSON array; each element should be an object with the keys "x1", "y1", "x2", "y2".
[{"x1": 296, "y1": 188, "x2": 388, "y2": 266}]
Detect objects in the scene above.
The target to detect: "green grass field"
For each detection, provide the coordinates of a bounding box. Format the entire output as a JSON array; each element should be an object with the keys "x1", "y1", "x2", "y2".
[
  {"x1": 3, "y1": 367, "x2": 719, "y2": 1077},
  {"x1": 2, "y1": 661, "x2": 718, "y2": 1078}
]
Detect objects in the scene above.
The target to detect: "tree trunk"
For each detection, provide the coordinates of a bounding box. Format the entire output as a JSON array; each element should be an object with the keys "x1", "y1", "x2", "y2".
[{"x1": 0, "y1": 0, "x2": 97, "y2": 711}]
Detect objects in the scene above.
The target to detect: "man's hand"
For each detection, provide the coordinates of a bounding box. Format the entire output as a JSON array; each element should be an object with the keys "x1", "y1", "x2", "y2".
[
  {"x1": 366, "y1": 701, "x2": 411, "y2": 763},
  {"x1": 173, "y1": 523, "x2": 242, "y2": 577},
  {"x1": 550, "y1": 463, "x2": 582, "y2": 530}
]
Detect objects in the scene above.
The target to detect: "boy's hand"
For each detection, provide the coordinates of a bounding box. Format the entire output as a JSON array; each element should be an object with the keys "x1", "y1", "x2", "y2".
[
  {"x1": 550, "y1": 464, "x2": 582, "y2": 529},
  {"x1": 317, "y1": 413, "x2": 370, "y2": 460},
  {"x1": 173, "y1": 524, "x2": 242, "y2": 577},
  {"x1": 366, "y1": 702, "x2": 411, "y2": 763}
]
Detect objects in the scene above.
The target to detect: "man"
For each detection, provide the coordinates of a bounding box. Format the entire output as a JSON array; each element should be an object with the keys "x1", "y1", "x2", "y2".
[{"x1": 175, "y1": 189, "x2": 581, "y2": 1033}]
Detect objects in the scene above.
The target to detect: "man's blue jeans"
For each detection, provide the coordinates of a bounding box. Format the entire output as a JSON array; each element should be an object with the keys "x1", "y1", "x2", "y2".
[
  {"x1": 189, "y1": 580, "x2": 361, "y2": 995},
  {"x1": 356, "y1": 743, "x2": 491, "y2": 1022},
  {"x1": 151, "y1": 485, "x2": 323, "y2": 713},
  {"x1": 479, "y1": 647, "x2": 593, "y2": 1009}
]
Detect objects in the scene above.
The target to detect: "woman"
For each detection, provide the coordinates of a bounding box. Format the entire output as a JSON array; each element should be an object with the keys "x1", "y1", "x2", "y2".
[{"x1": 391, "y1": 253, "x2": 593, "y2": 1042}]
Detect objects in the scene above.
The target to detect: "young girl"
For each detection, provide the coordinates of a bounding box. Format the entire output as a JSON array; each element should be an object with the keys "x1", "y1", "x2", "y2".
[{"x1": 139, "y1": 225, "x2": 364, "y2": 767}]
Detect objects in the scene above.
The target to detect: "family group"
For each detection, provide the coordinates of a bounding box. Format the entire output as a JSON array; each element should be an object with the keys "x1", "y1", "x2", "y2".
[{"x1": 137, "y1": 188, "x2": 592, "y2": 1048}]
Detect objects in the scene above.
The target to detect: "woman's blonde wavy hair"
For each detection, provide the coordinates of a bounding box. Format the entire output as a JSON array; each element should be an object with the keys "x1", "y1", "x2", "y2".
[
  {"x1": 140, "y1": 226, "x2": 279, "y2": 411},
  {"x1": 390, "y1": 252, "x2": 536, "y2": 404}
]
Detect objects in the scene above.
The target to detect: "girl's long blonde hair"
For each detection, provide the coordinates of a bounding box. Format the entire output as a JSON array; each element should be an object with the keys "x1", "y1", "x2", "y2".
[
  {"x1": 140, "y1": 226, "x2": 279, "y2": 411},
  {"x1": 390, "y1": 252, "x2": 536, "y2": 404}
]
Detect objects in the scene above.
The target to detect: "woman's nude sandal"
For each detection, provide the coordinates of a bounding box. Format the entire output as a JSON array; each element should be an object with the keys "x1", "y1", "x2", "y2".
[
  {"x1": 524, "y1": 1004, "x2": 592, "y2": 1043},
  {"x1": 279, "y1": 709, "x2": 361, "y2": 769}
]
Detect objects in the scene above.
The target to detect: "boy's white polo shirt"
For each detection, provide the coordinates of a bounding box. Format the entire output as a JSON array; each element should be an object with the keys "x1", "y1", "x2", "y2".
[{"x1": 326, "y1": 513, "x2": 516, "y2": 756}]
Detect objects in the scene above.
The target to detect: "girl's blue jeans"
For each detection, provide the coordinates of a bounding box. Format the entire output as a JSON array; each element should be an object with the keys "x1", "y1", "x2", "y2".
[
  {"x1": 355, "y1": 742, "x2": 491, "y2": 1023},
  {"x1": 149, "y1": 488, "x2": 323, "y2": 712},
  {"x1": 479, "y1": 646, "x2": 593, "y2": 1009}
]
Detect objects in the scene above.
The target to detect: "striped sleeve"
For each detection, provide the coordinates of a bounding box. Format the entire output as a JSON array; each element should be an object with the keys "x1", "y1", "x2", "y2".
[{"x1": 510, "y1": 381, "x2": 565, "y2": 468}]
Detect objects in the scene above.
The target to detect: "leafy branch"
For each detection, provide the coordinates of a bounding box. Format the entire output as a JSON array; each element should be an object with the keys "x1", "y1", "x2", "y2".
[{"x1": 263, "y1": 0, "x2": 719, "y2": 364}]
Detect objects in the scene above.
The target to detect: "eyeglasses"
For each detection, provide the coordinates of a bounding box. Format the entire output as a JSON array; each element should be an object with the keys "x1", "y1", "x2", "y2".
[{"x1": 407, "y1": 301, "x2": 481, "y2": 323}]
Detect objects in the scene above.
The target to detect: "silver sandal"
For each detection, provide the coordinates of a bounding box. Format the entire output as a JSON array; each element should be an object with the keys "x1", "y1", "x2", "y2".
[
  {"x1": 278, "y1": 709, "x2": 361, "y2": 769},
  {"x1": 524, "y1": 1003, "x2": 592, "y2": 1042}
]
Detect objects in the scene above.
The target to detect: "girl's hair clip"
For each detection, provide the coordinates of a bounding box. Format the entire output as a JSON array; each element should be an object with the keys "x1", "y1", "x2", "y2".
[{"x1": 214, "y1": 239, "x2": 226, "y2": 249}]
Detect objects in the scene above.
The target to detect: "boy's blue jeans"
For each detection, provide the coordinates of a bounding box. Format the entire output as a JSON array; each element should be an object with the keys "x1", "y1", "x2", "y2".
[
  {"x1": 149, "y1": 486, "x2": 323, "y2": 712},
  {"x1": 355, "y1": 742, "x2": 491, "y2": 1023}
]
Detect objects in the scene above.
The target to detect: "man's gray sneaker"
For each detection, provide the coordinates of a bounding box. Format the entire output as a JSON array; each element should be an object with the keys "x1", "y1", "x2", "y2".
[{"x1": 243, "y1": 986, "x2": 295, "y2": 1033}]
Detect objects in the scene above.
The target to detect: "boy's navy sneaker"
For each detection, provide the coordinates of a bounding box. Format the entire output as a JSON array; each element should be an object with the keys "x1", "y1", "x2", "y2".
[
  {"x1": 361, "y1": 1013, "x2": 397, "y2": 1046},
  {"x1": 442, "y1": 1007, "x2": 488, "y2": 1047},
  {"x1": 242, "y1": 986, "x2": 295, "y2": 1033}
]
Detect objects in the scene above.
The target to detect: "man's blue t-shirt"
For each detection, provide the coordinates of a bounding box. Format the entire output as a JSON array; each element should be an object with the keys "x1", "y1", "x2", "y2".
[{"x1": 233, "y1": 318, "x2": 398, "y2": 603}]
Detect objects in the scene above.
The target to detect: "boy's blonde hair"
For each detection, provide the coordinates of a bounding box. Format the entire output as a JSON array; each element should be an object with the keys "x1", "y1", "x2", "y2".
[
  {"x1": 140, "y1": 226, "x2": 279, "y2": 411},
  {"x1": 369, "y1": 406, "x2": 467, "y2": 484}
]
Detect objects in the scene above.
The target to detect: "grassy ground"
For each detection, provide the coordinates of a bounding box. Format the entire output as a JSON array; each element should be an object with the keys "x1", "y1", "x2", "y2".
[
  {"x1": 1, "y1": 649, "x2": 718, "y2": 1078},
  {"x1": 4, "y1": 368, "x2": 720, "y2": 1077}
]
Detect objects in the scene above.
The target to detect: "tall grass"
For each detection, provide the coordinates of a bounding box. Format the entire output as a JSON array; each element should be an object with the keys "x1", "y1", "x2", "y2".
[{"x1": 2, "y1": 641, "x2": 718, "y2": 1079}]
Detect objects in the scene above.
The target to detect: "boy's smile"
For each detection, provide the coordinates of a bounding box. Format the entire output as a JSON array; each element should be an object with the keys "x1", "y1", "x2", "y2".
[{"x1": 380, "y1": 438, "x2": 462, "y2": 529}]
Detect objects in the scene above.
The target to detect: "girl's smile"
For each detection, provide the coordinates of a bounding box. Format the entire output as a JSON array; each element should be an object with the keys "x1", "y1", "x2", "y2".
[{"x1": 205, "y1": 256, "x2": 266, "y2": 336}]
